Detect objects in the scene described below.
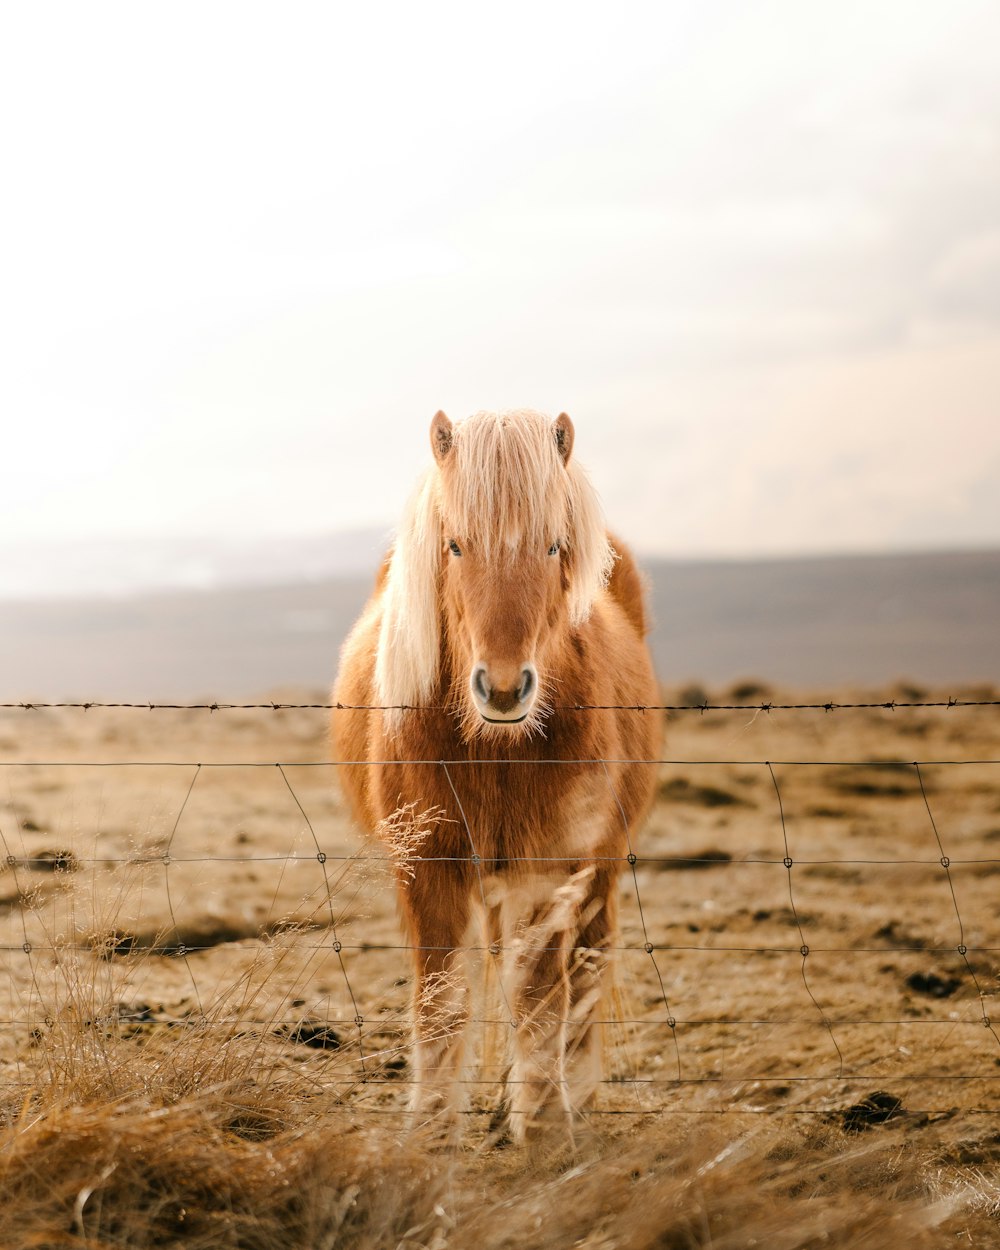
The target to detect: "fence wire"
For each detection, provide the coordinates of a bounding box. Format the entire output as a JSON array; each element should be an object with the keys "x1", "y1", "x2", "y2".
[
  {"x1": 0, "y1": 699, "x2": 998, "y2": 1123},
  {"x1": 3, "y1": 698, "x2": 1000, "y2": 712}
]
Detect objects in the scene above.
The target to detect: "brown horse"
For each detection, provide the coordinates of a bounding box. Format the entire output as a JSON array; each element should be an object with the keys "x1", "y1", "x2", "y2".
[{"x1": 333, "y1": 409, "x2": 659, "y2": 1143}]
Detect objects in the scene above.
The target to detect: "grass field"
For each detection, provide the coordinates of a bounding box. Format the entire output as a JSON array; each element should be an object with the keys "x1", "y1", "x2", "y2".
[{"x1": 1, "y1": 684, "x2": 999, "y2": 1247}]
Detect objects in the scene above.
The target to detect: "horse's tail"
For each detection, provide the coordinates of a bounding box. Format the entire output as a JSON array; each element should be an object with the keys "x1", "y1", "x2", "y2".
[{"x1": 605, "y1": 534, "x2": 651, "y2": 637}]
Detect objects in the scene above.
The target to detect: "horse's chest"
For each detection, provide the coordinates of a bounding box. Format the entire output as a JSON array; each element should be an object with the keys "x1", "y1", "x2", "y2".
[
  {"x1": 456, "y1": 764, "x2": 603, "y2": 866},
  {"x1": 379, "y1": 743, "x2": 607, "y2": 865}
]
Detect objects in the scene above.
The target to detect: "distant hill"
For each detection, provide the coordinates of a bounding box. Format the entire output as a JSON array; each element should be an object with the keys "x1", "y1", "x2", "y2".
[
  {"x1": 0, "y1": 530, "x2": 390, "y2": 600},
  {"x1": 647, "y1": 548, "x2": 999, "y2": 690},
  {"x1": 0, "y1": 549, "x2": 997, "y2": 700}
]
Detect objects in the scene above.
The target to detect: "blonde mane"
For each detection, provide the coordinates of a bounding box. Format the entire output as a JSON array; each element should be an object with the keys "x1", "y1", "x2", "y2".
[{"x1": 374, "y1": 411, "x2": 613, "y2": 720}]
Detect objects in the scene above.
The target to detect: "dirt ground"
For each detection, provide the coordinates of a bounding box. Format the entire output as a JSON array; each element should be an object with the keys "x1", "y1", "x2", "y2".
[{"x1": 1, "y1": 684, "x2": 999, "y2": 1243}]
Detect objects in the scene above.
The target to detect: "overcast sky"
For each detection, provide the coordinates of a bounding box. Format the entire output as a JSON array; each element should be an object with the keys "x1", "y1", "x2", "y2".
[{"x1": 3, "y1": 0, "x2": 999, "y2": 578}]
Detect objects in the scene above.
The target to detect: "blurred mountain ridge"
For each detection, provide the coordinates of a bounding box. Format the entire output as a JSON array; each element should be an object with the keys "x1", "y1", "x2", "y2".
[
  {"x1": 1, "y1": 547, "x2": 997, "y2": 699},
  {"x1": 0, "y1": 530, "x2": 391, "y2": 600}
]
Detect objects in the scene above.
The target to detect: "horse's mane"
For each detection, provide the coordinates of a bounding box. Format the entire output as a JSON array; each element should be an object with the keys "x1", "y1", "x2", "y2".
[{"x1": 374, "y1": 410, "x2": 613, "y2": 721}]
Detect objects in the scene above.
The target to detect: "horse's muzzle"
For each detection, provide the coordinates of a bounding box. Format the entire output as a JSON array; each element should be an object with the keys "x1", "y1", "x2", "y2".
[{"x1": 470, "y1": 662, "x2": 537, "y2": 724}]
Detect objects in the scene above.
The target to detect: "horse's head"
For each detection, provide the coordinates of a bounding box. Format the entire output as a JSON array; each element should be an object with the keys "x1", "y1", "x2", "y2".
[
  {"x1": 375, "y1": 409, "x2": 613, "y2": 739},
  {"x1": 434, "y1": 409, "x2": 577, "y2": 732},
  {"x1": 440, "y1": 415, "x2": 617, "y2": 730}
]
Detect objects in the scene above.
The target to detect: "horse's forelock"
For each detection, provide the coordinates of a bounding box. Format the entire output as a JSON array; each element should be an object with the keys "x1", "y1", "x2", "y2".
[
  {"x1": 437, "y1": 410, "x2": 563, "y2": 555},
  {"x1": 442, "y1": 410, "x2": 613, "y2": 624}
]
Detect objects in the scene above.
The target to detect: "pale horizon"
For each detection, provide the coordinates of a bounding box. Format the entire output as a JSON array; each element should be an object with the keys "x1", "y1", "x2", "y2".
[{"x1": 1, "y1": 527, "x2": 997, "y2": 604}]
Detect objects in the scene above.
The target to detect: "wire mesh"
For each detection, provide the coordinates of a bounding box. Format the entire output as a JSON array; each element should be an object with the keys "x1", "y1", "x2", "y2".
[{"x1": 0, "y1": 697, "x2": 998, "y2": 1124}]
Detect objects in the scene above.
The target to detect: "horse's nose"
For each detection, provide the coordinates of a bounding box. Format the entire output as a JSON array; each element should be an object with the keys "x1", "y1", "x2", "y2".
[{"x1": 470, "y1": 662, "x2": 537, "y2": 722}]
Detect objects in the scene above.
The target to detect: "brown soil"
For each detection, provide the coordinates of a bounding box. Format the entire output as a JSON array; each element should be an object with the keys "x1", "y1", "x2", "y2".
[{"x1": 0, "y1": 684, "x2": 998, "y2": 1246}]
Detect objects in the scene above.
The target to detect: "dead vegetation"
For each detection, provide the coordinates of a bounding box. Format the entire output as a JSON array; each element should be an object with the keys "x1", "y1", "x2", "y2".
[
  {"x1": 0, "y1": 968, "x2": 988, "y2": 1250},
  {"x1": 0, "y1": 1090, "x2": 979, "y2": 1249},
  {"x1": 0, "y1": 686, "x2": 999, "y2": 1245}
]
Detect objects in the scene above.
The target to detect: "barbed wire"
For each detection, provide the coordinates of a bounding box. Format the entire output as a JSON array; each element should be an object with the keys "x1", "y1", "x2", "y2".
[
  {"x1": 2, "y1": 696, "x2": 999, "y2": 712},
  {"x1": 2, "y1": 758, "x2": 999, "y2": 767}
]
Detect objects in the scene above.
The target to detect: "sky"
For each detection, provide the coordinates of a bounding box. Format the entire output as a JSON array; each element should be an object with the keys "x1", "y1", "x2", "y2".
[{"x1": 2, "y1": 0, "x2": 999, "y2": 589}]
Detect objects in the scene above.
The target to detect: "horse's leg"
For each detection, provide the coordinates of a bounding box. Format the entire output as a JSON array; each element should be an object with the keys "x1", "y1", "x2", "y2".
[
  {"x1": 507, "y1": 899, "x2": 569, "y2": 1144},
  {"x1": 399, "y1": 866, "x2": 472, "y2": 1138},
  {"x1": 482, "y1": 895, "x2": 513, "y2": 1140},
  {"x1": 563, "y1": 865, "x2": 618, "y2": 1121},
  {"x1": 501, "y1": 869, "x2": 595, "y2": 1144}
]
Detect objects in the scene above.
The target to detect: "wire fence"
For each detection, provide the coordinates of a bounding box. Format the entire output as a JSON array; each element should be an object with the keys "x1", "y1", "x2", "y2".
[
  {"x1": 4, "y1": 698, "x2": 1000, "y2": 711},
  {"x1": 0, "y1": 697, "x2": 998, "y2": 1126}
]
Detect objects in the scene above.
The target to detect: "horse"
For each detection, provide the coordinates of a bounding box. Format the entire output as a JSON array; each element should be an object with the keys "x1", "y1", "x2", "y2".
[{"x1": 332, "y1": 409, "x2": 660, "y2": 1144}]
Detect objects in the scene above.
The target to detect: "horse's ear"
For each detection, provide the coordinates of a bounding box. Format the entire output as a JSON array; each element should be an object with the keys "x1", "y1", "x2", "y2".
[
  {"x1": 554, "y1": 413, "x2": 575, "y2": 465},
  {"x1": 431, "y1": 410, "x2": 454, "y2": 463}
]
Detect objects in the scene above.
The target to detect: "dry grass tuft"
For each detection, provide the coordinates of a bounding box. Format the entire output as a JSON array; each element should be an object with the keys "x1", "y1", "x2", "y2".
[
  {"x1": 457, "y1": 1122, "x2": 967, "y2": 1250},
  {"x1": 0, "y1": 1089, "x2": 978, "y2": 1250},
  {"x1": 0, "y1": 1096, "x2": 446, "y2": 1250}
]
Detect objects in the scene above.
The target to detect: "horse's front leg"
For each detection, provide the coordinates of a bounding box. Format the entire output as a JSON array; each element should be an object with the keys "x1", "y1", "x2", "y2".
[
  {"x1": 399, "y1": 865, "x2": 472, "y2": 1138},
  {"x1": 501, "y1": 870, "x2": 597, "y2": 1144},
  {"x1": 563, "y1": 865, "x2": 618, "y2": 1118}
]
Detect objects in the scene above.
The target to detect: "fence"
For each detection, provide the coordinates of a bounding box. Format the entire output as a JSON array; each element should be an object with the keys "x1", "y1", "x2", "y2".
[{"x1": 1, "y1": 695, "x2": 998, "y2": 1130}]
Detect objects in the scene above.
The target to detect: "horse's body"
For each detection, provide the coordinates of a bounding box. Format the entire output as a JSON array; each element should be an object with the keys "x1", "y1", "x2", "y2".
[{"x1": 333, "y1": 409, "x2": 659, "y2": 1141}]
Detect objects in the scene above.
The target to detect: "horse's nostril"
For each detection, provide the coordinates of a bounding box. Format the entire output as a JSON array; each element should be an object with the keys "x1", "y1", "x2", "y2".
[
  {"x1": 518, "y1": 667, "x2": 535, "y2": 704},
  {"x1": 472, "y1": 664, "x2": 490, "y2": 704}
]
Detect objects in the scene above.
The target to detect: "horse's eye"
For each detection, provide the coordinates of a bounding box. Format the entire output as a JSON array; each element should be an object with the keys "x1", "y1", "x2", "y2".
[
  {"x1": 548, "y1": 542, "x2": 560, "y2": 556},
  {"x1": 448, "y1": 539, "x2": 462, "y2": 557}
]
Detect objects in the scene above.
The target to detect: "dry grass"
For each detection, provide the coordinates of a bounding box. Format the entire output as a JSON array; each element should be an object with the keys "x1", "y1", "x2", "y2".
[
  {"x1": 0, "y1": 1096, "x2": 443, "y2": 1249},
  {"x1": 0, "y1": 1062, "x2": 988, "y2": 1249},
  {"x1": 1, "y1": 685, "x2": 1000, "y2": 1246},
  {"x1": 0, "y1": 999, "x2": 988, "y2": 1250}
]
